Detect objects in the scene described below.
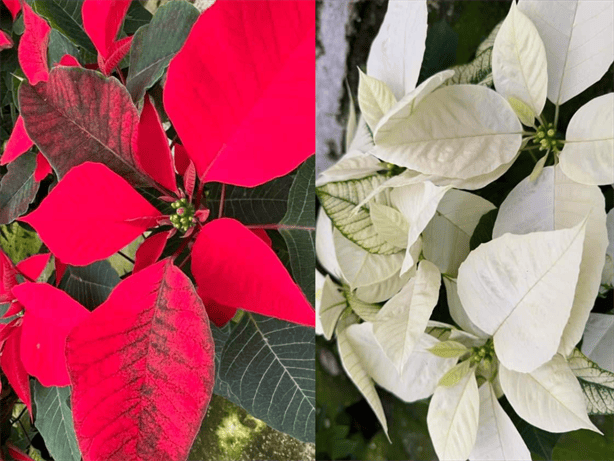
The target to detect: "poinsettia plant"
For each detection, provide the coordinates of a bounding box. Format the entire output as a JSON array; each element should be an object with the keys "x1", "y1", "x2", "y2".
[
  {"x1": 316, "y1": 0, "x2": 613, "y2": 459},
  {"x1": 0, "y1": 0, "x2": 315, "y2": 460}
]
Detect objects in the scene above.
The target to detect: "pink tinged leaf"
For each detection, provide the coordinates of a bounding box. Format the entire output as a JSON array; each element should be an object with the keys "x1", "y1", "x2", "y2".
[
  {"x1": 0, "y1": 250, "x2": 18, "y2": 303},
  {"x1": 164, "y1": 0, "x2": 315, "y2": 187},
  {"x1": 66, "y1": 259, "x2": 215, "y2": 461},
  {"x1": 0, "y1": 116, "x2": 34, "y2": 165},
  {"x1": 12, "y1": 283, "x2": 90, "y2": 387},
  {"x1": 183, "y1": 161, "x2": 196, "y2": 200},
  {"x1": 82, "y1": 0, "x2": 131, "y2": 60},
  {"x1": 174, "y1": 144, "x2": 190, "y2": 176},
  {"x1": 2, "y1": 0, "x2": 20, "y2": 21},
  {"x1": 197, "y1": 290, "x2": 237, "y2": 328},
  {"x1": 100, "y1": 35, "x2": 132, "y2": 75},
  {"x1": 33, "y1": 153, "x2": 51, "y2": 182},
  {"x1": 19, "y1": 67, "x2": 149, "y2": 187},
  {"x1": 19, "y1": 162, "x2": 161, "y2": 266},
  {"x1": 133, "y1": 231, "x2": 170, "y2": 273},
  {"x1": 0, "y1": 329, "x2": 32, "y2": 416},
  {"x1": 136, "y1": 95, "x2": 177, "y2": 193},
  {"x1": 55, "y1": 257, "x2": 67, "y2": 286},
  {"x1": 7, "y1": 442, "x2": 36, "y2": 461},
  {"x1": 0, "y1": 29, "x2": 13, "y2": 50},
  {"x1": 56, "y1": 54, "x2": 81, "y2": 67},
  {"x1": 16, "y1": 253, "x2": 51, "y2": 281},
  {"x1": 192, "y1": 218, "x2": 315, "y2": 327},
  {"x1": 18, "y1": 2, "x2": 50, "y2": 85}
]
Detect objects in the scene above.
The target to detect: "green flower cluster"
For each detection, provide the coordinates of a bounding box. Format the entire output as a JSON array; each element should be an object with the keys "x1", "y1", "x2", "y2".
[{"x1": 170, "y1": 198, "x2": 196, "y2": 232}]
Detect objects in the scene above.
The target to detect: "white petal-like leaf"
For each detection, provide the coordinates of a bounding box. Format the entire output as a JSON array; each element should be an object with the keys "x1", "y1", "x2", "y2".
[
  {"x1": 581, "y1": 313, "x2": 614, "y2": 373},
  {"x1": 345, "y1": 291, "x2": 381, "y2": 323},
  {"x1": 334, "y1": 228, "x2": 404, "y2": 288},
  {"x1": 317, "y1": 152, "x2": 383, "y2": 186},
  {"x1": 374, "y1": 70, "x2": 454, "y2": 139},
  {"x1": 559, "y1": 93, "x2": 614, "y2": 186},
  {"x1": 346, "y1": 322, "x2": 457, "y2": 403},
  {"x1": 469, "y1": 382, "x2": 531, "y2": 461},
  {"x1": 370, "y1": 202, "x2": 409, "y2": 248},
  {"x1": 319, "y1": 275, "x2": 347, "y2": 340},
  {"x1": 458, "y1": 220, "x2": 587, "y2": 372},
  {"x1": 518, "y1": 0, "x2": 614, "y2": 105},
  {"x1": 358, "y1": 69, "x2": 397, "y2": 131},
  {"x1": 336, "y1": 313, "x2": 389, "y2": 436},
  {"x1": 366, "y1": 0, "x2": 427, "y2": 99},
  {"x1": 348, "y1": 117, "x2": 375, "y2": 154},
  {"x1": 317, "y1": 175, "x2": 403, "y2": 255},
  {"x1": 390, "y1": 182, "x2": 452, "y2": 274},
  {"x1": 499, "y1": 355, "x2": 601, "y2": 433},
  {"x1": 423, "y1": 189, "x2": 496, "y2": 276},
  {"x1": 316, "y1": 211, "x2": 343, "y2": 280},
  {"x1": 373, "y1": 260, "x2": 441, "y2": 373},
  {"x1": 373, "y1": 85, "x2": 523, "y2": 180},
  {"x1": 315, "y1": 270, "x2": 325, "y2": 336},
  {"x1": 443, "y1": 277, "x2": 489, "y2": 339},
  {"x1": 492, "y1": 1, "x2": 548, "y2": 116},
  {"x1": 427, "y1": 369, "x2": 480, "y2": 461},
  {"x1": 355, "y1": 265, "x2": 413, "y2": 304},
  {"x1": 568, "y1": 348, "x2": 614, "y2": 415},
  {"x1": 492, "y1": 166, "x2": 608, "y2": 356}
]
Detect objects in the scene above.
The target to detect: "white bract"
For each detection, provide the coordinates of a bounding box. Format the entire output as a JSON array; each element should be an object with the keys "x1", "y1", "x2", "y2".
[{"x1": 316, "y1": 0, "x2": 613, "y2": 458}]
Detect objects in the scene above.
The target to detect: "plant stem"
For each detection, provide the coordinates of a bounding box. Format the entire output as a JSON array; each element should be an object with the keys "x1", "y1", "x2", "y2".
[
  {"x1": 117, "y1": 250, "x2": 135, "y2": 264},
  {"x1": 554, "y1": 103, "x2": 560, "y2": 128},
  {"x1": 218, "y1": 184, "x2": 226, "y2": 218},
  {"x1": 245, "y1": 224, "x2": 316, "y2": 231}
]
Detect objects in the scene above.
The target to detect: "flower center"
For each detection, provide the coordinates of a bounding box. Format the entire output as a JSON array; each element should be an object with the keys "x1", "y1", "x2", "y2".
[
  {"x1": 534, "y1": 122, "x2": 563, "y2": 153},
  {"x1": 170, "y1": 198, "x2": 196, "y2": 232}
]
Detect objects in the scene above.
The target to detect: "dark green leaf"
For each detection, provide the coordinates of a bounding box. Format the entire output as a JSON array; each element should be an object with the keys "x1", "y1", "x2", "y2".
[
  {"x1": 207, "y1": 175, "x2": 294, "y2": 225},
  {"x1": 0, "y1": 152, "x2": 39, "y2": 225},
  {"x1": 47, "y1": 29, "x2": 79, "y2": 67},
  {"x1": 32, "y1": 380, "x2": 81, "y2": 461},
  {"x1": 280, "y1": 157, "x2": 315, "y2": 305},
  {"x1": 122, "y1": 0, "x2": 152, "y2": 35},
  {"x1": 126, "y1": 0, "x2": 199, "y2": 102},
  {"x1": 33, "y1": 0, "x2": 96, "y2": 54},
  {"x1": 0, "y1": 222, "x2": 42, "y2": 263},
  {"x1": 469, "y1": 208, "x2": 498, "y2": 250},
  {"x1": 553, "y1": 428, "x2": 614, "y2": 460},
  {"x1": 418, "y1": 19, "x2": 458, "y2": 83},
  {"x1": 215, "y1": 313, "x2": 315, "y2": 443},
  {"x1": 59, "y1": 260, "x2": 120, "y2": 310}
]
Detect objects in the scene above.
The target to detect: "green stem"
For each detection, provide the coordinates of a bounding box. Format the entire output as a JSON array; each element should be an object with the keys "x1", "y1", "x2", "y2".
[{"x1": 554, "y1": 103, "x2": 560, "y2": 128}]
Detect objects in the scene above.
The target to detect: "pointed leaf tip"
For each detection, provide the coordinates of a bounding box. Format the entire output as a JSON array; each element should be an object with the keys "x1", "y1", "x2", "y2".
[
  {"x1": 192, "y1": 218, "x2": 315, "y2": 327},
  {"x1": 20, "y1": 162, "x2": 161, "y2": 266},
  {"x1": 18, "y1": 2, "x2": 51, "y2": 85}
]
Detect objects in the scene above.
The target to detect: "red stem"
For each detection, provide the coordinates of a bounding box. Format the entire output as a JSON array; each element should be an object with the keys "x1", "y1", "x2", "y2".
[{"x1": 218, "y1": 184, "x2": 226, "y2": 219}]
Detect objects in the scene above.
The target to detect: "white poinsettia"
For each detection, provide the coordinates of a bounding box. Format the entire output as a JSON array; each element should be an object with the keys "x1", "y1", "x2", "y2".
[
  {"x1": 581, "y1": 313, "x2": 614, "y2": 373},
  {"x1": 491, "y1": 0, "x2": 614, "y2": 184}
]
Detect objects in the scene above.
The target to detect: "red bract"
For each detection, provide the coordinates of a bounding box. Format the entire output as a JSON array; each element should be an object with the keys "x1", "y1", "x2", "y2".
[
  {"x1": 18, "y1": 2, "x2": 50, "y2": 85},
  {"x1": 164, "y1": 0, "x2": 315, "y2": 187},
  {"x1": 0, "y1": 329, "x2": 31, "y2": 415},
  {"x1": 33, "y1": 153, "x2": 52, "y2": 182},
  {"x1": 0, "y1": 116, "x2": 33, "y2": 166},
  {"x1": 192, "y1": 218, "x2": 314, "y2": 327},
  {"x1": 12, "y1": 283, "x2": 90, "y2": 387},
  {"x1": 15, "y1": 253, "x2": 50, "y2": 281},
  {"x1": 0, "y1": 30, "x2": 12, "y2": 50},
  {"x1": 20, "y1": 162, "x2": 161, "y2": 265},
  {"x1": 66, "y1": 259, "x2": 215, "y2": 461},
  {"x1": 136, "y1": 95, "x2": 177, "y2": 193},
  {"x1": 82, "y1": 0, "x2": 132, "y2": 74},
  {"x1": 133, "y1": 230, "x2": 171, "y2": 273},
  {"x1": 1, "y1": 0, "x2": 20, "y2": 21}
]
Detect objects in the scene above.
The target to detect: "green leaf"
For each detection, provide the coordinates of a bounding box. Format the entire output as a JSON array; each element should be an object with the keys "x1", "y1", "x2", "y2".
[
  {"x1": 214, "y1": 313, "x2": 315, "y2": 443},
  {"x1": 437, "y1": 359, "x2": 471, "y2": 387},
  {"x1": 553, "y1": 429, "x2": 614, "y2": 460},
  {"x1": 32, "y1": 380, "x2": 81, "y2": 461},
  {"x1": 0, "y1": 152, "x2": 40, "y2": 225},
  {"x1": 59, "y1": 260, "x2": 120, "y2": 310},
  {"x1": 569, "y1": 348, "x2": 614, "y2": 415},
  {"x1": 469, "y1": 208, "x2": 498, "y2": 250},
  {"x1": 47, "y1": 29, "x2": 79, "y2": 67},
  {"x1": 207, "y1": 175, "x2": 294, "y2": 225},
  {"x1": 126, "y1": 0, "x2": 199, "y2": 102},
  {"x1": 32, "y1": 0, "x2": 96, "y2": 54},
  {"x1": 280, "y1": 157, "x2": 315, "y2": 305},
  {"x1": 428, "y1": 340, "x2": 468, "y2": 358},
  {"x1": 122, "y1": 0, "x2": 153, "y2": 35},
  {"x1": 0, "y1": 222, "x2": 42, "y2": 263},
  {"x1": 316, "y1": 175, "x2": 402, "y2": 255}
]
